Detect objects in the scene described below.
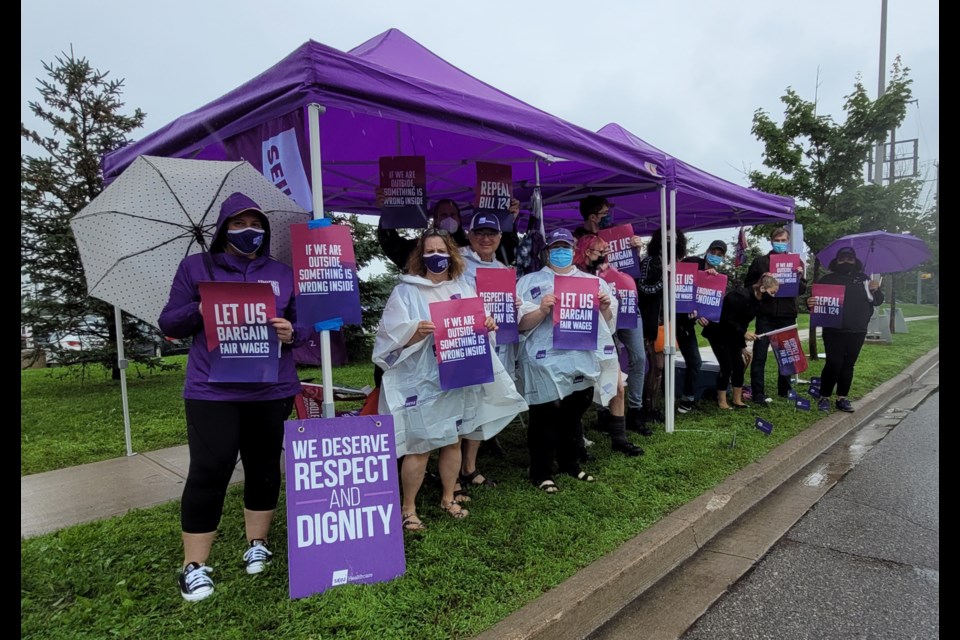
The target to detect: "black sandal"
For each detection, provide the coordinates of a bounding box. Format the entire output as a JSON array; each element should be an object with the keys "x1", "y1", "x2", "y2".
[
  {"x1": 460, "y1": 469, "x2": 498, "y2": 488},
  {"x1": 402, "y1": 512, "x2": 427, "y2": 531}
]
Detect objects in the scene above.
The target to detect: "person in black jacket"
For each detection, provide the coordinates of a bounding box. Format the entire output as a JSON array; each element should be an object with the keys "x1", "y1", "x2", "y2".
[
  {"x1": 745, "y1": 227, "x2": 806, "y2": 403},
  {"x1": 807, "y1": 247, "x2": 884, "y2": 412},
  {"x1": 378, "y1": 199, "x2": 521, "y2": 270},
  {"x1": 675, "y1": 239, "x2": 728, "y2": 413},
  {"x1": 702, "y1": 275, "x2": 779, "y2": 409}
]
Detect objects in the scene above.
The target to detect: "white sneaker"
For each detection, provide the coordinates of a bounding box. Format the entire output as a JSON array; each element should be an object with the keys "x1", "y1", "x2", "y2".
[
  {"x1": 179, "y1": 562, "x2": 214, "y2": 602},
  {"x1": 243, "y1": 539, "x2": 273, "y2": 575}
]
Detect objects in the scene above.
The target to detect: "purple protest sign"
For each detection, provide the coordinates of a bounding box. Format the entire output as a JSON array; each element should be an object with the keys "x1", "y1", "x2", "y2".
[
  {"x1": 810, "y1": 283, "x2": 845, "y2": 328},
  {"x1": 599, "y1": 268, "x2": 639, "y2": 330},
  {"x1": 284, "y1": 415, "x2": 405, "y2": 600},
  {"x1": 291, "y1": 223, "x2": 362, "y2": 326},
  {"x1": 476, "y1": 267, "x2": 518, "y2": 345},
  {"x1": 553, "y1": 275, "x2": 600, "y2": 350},
  {"x1": 675, "y1": 262, "x2": 699, "y2": 314},
  {"x1": 199, "y1": 281, "x2": 278, "y2": 383},
  {"x1": 379, "y1": 156, "x2": 429, "y2": 229},
  {"x1": 430, "y1": 297, "x2": 495, "y2": 390},
  {"x1": 771, "y1": 254, "x2": 802, "y2": 297},
  {"x1": 768, "y1": 326, "x2": 809, "y2": 376},
  {"x1": 598, "y1": 224, "x2": 641, "y2": 278},
  {"x1": 693, "y1": 271, "x2": 727, "y2": 322},
  {"x1": 473, "y1": 162, "x2": 513, "y2": 228}
]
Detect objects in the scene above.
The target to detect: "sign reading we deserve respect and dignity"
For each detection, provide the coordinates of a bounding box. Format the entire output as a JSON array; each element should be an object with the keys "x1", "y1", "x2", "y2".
[
  {"x1": 476, "y1": 267, "x2": 518, "y2": 345},
  {"x1": 379, "y1": 156, "x2": 428, "y2": 229},
  {"x1": 598, "y1": 224, "x2": 641, "y2": 278},
  {"x1": 553, "y1": 275, "x2": 600, "y2": 350},
  {"x1": 199, "y1": 281, "x2": 278, "y2": 383},
  {"x1": 284, "y1": 415, "x2": 405, "y2": 600},
  {"x1": 430, "y1": 297, "x2": 495, "y2": 390},
  {"x1": 291, "y1": 223, "x2": 362, "y2": 326}
]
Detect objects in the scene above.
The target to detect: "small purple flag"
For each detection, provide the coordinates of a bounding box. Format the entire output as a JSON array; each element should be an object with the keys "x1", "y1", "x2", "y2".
[
  {"x1": 810, "y1": 376, "x2": 822, "y2": 385},
  {"x1": 809, "y1": 385, "x2": 821, "y2": 398},
  {"x1": 795, "y1": 398, "x2": 811, "y2": 411},
  {"x1": 755, "y1": 416, "x2": 774, "y2": 435},
  {"x1": 787, "y1": 389, "x2": 799, "y2": 400}
]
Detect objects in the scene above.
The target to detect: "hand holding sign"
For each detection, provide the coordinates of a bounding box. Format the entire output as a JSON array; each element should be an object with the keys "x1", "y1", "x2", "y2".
[{"x1": 407, "y1": 321, "x2": 435, "y2": 346}]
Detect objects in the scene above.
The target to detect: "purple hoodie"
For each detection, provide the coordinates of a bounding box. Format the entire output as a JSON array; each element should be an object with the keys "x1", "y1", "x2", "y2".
[{"x1": 159, "y1": 193, "x2": 303, "y2": 401}]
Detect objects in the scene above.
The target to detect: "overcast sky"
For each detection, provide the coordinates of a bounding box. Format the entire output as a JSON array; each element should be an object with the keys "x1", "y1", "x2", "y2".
[{"x1": 21, "y1": 0, "x2": 939, "y2": 250}]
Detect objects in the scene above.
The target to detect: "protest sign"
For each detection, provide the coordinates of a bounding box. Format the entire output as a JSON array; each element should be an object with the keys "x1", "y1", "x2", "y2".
[
  {"x1": 553, "y1": 275, "x2": 600, "y2": 350},
  {"x1": 767, "y1": 325, "x2": 808, "y2": 375},
  {"x1": 476, "y1": 268, "x2": 518, "y2": 344},
  {"x1": 473, "y1": 162, "x2": 513, "y2": 227},
  {"x1": 694, "y1": 271, "x2": 727, "y2": 322},
  {"x1": 810, "y1": 283, "x2": 845, "y2": 328},
  {"x1": 430, "y1": 297, "x2": 494, "y2": 390},
  {"x1": 284, "y1": 415, "x2": 405, "y2": 599},
  {"x1": 598, "y1": 224, "x2": 641, "y2": 278},
  {"x1": 199, "y1": 281, "x2": 278, "y2": 382},
  {"x1": 675, "y1": 262, "x2": 699, "y2": 314},
  {"x1": 379, "y1": 156, "x2": 428, "y2": 229},
  {"x1": 599, "y1": 268, "x2": 639, "y2": 330},
  {"x1": 291, "y1": 223, "x2": 362, "y2": 327},
  {"x1": 771, "y1": 253, "x2": 802, "y2": 297}
]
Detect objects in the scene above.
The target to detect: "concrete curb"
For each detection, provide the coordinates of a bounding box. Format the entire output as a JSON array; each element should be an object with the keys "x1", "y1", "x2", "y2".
[{"x1": 475, "y1": 346, "x2": 940, "y2": 640}]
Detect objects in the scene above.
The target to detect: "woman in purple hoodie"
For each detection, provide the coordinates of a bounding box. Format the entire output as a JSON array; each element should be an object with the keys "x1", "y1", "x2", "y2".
[{"x1": 159, "y1": 193, "x2": 302, "y2": 603}]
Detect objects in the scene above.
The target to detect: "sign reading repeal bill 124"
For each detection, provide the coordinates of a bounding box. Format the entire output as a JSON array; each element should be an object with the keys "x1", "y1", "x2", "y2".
[
  {"x1": 379, "y1": 156, "x2": 428, "y2": 229},
  {"x1": 291, "y1": 223, "x2": 362, "y2": 326},
  {"x1": 473, "y1": 162, "x2": 513, "y2": 228},
  {"x1": 284, "y1": 415, "x2": 405, "y2": 600},
  {"x1": 199, "y1": 281, "x2": 278, "y2": 383},
  {"x1": 771, "y1": 253, "x2": 802, "y2": 298},
  {"x1": 810, "y1": 283, "x2": 845, "y2": 328},
  {"x1": 430, "y1": 297, "x2": 495, "y2": 390},
  {"x1": 476, "y1": 267, "x2": 519, "y2": 345},
  {"x1": 598, "y1": 224, "x2": 641, "y2": 278},
  {"x1": 553, "y1": 275, "x2": 600, "y2": 350}
]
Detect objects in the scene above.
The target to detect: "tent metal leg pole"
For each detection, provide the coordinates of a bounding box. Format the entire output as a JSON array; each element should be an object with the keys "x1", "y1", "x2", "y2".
[
  {"x1": 308, "y1": 103, "x2": 337, "y2": 419},
  {"x1": 666, "y1": 189, "x2": 678, "y2": 434}
]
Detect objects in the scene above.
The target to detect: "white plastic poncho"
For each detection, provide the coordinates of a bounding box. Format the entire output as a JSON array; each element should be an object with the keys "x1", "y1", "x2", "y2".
[
  {"x1": 373, "y1": 273, "x2": 528, "y2": 458},
  {"x1": 460, "y1": 247, "x2": 520, "y2": 384},
  {"x1": 516, "y1": 266, "x2": 619, "y2": 407}
]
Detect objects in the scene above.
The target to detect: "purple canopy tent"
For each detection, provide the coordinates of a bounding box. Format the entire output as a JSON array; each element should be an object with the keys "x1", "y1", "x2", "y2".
[{"x1": 102, "y1": 30, "x2": 668, "y2": 417}]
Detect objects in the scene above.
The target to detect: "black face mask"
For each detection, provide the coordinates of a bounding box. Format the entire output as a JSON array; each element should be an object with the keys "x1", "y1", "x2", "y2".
[
  {"x1": 834, "y1": 263, "x2": 855, "y2": 274},
  {"x1": 589, "y1": 255, "x2": 607, "y2": 269}
]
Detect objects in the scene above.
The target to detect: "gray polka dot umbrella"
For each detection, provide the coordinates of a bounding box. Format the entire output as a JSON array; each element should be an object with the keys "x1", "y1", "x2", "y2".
[{"x1": 71, "y1": 156, "x2": 311, "y2": 328}]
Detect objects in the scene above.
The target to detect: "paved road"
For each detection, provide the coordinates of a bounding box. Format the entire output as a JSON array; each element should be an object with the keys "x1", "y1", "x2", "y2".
[{"x1": 681, "y1": 391, "x2": 939, "y2": 640}]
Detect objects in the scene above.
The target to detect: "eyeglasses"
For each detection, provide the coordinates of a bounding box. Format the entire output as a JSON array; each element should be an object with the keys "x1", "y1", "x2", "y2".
[{"x1": 470, "y1": 229, "x2": 499, "y2": 238}]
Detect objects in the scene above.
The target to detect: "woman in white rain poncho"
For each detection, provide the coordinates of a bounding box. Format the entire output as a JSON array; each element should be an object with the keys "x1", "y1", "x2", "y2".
[
  {"x1": 373, "y1": 229, "x2": 527, "y2": 530},
  {"x1": 516, "y1": 228, "x2": 619, "y2": 493}
]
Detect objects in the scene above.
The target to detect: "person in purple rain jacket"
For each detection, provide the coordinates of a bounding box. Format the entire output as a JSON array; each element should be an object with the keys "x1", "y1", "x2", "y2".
[{"x1": 159, "y1": 192, "x2": 302, "y2": 603}]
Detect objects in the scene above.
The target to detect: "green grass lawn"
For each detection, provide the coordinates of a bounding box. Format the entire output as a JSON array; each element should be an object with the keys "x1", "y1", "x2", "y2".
[{"x1": 21, "y1": 321, "x2": 939, "y2": 639}]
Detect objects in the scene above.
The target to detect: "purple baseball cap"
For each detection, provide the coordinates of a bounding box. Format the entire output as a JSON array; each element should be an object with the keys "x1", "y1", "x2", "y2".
[
  {"x1": 546, "y1": 228, "x2": 575, "y2": 247},
  {"x1": 470, "y1": 214, "x2": 501, "y2": 233}
]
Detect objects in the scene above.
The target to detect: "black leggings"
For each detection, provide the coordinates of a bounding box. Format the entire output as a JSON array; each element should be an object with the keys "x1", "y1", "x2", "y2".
[
  {"x1": 181, "y1": 397, "x2": 293, "y2": 533},
  {"x1": 707, "y1": 336, "x2": 746, "y2": 390},
  {"x1": 820, "y1": 330, "x2": 866, "y2": 398},
  {"x1": 527, "y1": 388, "x2": 593, "y2": 483}
]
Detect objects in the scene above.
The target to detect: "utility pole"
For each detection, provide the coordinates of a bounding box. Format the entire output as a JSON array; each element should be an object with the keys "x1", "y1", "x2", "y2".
[{"x1": 872, "y1": 0, "x2": 888, "y2": 185}]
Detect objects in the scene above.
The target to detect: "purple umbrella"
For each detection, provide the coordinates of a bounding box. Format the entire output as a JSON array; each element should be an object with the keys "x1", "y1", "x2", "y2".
[{"x1": 817, "y1": 231, "x2": 931, "y2": 274}]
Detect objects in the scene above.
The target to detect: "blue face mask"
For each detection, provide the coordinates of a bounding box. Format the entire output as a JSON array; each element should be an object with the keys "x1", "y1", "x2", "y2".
[
  {"x1": 772, "y1": 241, "x2": 789, "y2": 254},
  {"x1": 598, "y1": 213, "x2": 614, "y2": 229},
  {"x1": 705, "y1": 254, "x2": 723, "y2": 267},
  {"x1": 423, "y1": 253, "x2": 450, "y2": 274},
  {"x1": 549, "y1": 246, "x2": 574, "y2": 268},
  {"x1": 227, "y1": 227, "x2": 265, "y2": 255}
]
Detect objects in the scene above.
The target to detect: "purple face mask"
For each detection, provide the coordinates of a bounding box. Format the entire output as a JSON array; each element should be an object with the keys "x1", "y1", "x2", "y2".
[
  {"x1": 227, "y1": 227, "x2": 265, "y2": 255},
  {"x1": 423, "y1": 252, "x2": 450, "y2": 274}
]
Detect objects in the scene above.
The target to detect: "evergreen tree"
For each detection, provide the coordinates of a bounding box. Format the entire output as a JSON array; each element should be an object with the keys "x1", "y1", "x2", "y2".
[{"x1": 21, "y1": 48, "x2": 160, "y2": 375}]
